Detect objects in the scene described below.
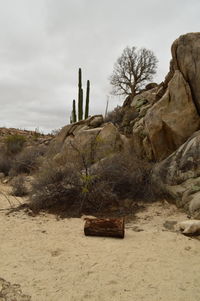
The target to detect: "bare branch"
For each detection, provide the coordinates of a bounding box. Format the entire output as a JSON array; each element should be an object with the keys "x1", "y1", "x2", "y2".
[{"x1": 110, "y1": 46, "x2": 158, "y2": 97}]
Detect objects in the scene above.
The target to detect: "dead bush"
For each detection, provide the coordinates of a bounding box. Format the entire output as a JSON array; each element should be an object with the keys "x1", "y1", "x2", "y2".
[
  {"x1": 92, "y1": 152, "x2": 154, "y2": 201},
  {"x1": 5, "y1": 135, "x2": 26, "y2": 155},
  {"x1": 29, "y1": 163, "x2": 80, "y2": 212},
  {"x1": 29, "y1": 160, "x2": 116, "y2": 215},
  {"x1": 0, "y1": 143, "x2": 45, "y2": 177},
  {"x1": 11, "y1": 175, "x2": 28, "y2": 196},
  {"x1": 105, "y1": 106, "x2": 124, "y2": 126},
  {"x1": 9, "y1": 145, "x2": 46, "y2": 176},
  {"x1": 0, "y1": 153, "x2": 12, "y2": 175},
  {"x1": 78, "y1": 174, "x2": 117, "y2": 213},
  {"x1": 29, "y1": 149, "x2": 154, "y2": 216}
]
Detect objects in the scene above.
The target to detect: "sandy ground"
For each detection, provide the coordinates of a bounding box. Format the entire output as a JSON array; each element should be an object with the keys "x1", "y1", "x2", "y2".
[{"x1": 0, "y1": 183, "x2": 200, "y2": 301}]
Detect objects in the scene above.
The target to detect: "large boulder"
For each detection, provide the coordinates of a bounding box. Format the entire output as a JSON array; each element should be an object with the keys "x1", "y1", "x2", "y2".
[
  {"x1": 153, "y1": 131, "x2": 200, "y2": 185},
  {"x1": 188, "y1": 192, "x2": 200, "y2": 219},
  {"x1": 152, "y1": 131, "x2": 200, "y2": 218},
  {"x1": 51, "y1": 116, "x2": 124, "y2": 165},
  {"x1": 145, "y1": 70, "x2": 200, "y2": 160},
  {"x1": 127, "y1": 33, "x2": 200, "y2": 161},
  {"x1": 172, "y1": 32, "x2": 200, "y2": 114}
]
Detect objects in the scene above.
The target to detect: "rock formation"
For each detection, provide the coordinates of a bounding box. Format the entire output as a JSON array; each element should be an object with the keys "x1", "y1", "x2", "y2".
[
  {"x1": 124, "y1": 33, "x2": 200, "y2": 161},
  {"x1": 171, "y1": 32, "x2": 200, "y2": 114},
  {"x1": 51, "y1": 115, "x2": 124, "y2": 165},
  {"x1": 48, "y1": 32, "x2": 200, "y2": 218},
  {"x1": 0, "y1": 127, "x2": 53, "y2": 147},
  {"x1": 145, "y1": 70, "x2": 200, "y2": 160},
  {"x1": 152, "y1": 130, "x2": 200, "y2": 219},
  {"x1": 52, "y1": 33, "x2": 200, "y2": 165}
]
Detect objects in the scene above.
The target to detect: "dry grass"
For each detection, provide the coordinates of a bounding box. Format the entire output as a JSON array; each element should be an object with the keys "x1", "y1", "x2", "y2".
[{"x1": 11, "y1": 175, "x2": 28, "y2": 196}]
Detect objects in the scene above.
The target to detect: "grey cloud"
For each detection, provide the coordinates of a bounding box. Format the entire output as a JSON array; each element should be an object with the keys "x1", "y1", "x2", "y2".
[{"x1": 0, "y1": 0, "x2": 200, "y2": 132}]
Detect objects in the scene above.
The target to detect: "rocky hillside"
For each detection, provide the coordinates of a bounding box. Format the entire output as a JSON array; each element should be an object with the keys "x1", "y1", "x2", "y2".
[
  {"x1": 1, "y1": 33, "x2": 199, "y2": 220},
  {"x1": 120, "y1": 33, "x2": 200, "y2": 162},
  {"x1": 0, "y1": 128, "x2": 54, "y2": 180},
  {"x1": 0, "y1": 127, "x2": 53, "y2": 146},
  {"x1": 49, "y1": 32, "x2": 200, "y2": 219}
]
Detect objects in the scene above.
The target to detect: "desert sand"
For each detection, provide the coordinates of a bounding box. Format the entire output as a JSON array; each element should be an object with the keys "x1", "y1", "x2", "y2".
[{"x1": 0, "y1": 183, "x2": 200, "y2": 301}]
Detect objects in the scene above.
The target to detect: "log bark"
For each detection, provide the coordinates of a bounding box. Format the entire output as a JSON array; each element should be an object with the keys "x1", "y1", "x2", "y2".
[{"x1": 84, "y1": 217, "x2": 125, "y2": 238}]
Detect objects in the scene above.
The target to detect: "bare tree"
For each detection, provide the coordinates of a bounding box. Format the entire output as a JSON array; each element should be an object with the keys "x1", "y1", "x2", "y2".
[{"x1": 110, "y1": 46, "x2": 158, "y2": 97}]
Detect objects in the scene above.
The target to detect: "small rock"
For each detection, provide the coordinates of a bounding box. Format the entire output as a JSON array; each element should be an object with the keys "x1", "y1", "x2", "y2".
[
  {"x1": 131, "y1": 226, "x2": 144, "y2": 232},
  {"x1": 177, "y1": 220, "x2": 200, "y2": 235},
  {"x1": 0, "y1": 172, "x2": 5, "y2": 179},
  {"x1": 89, "y1": 115, "x2": 103, "y2": 127},
  {"x1": 163, "y1": 220, "x2": 177, "y2": 231},
  {"x1": 2, "y1": 178, "x2": 10, "y2": 184}
]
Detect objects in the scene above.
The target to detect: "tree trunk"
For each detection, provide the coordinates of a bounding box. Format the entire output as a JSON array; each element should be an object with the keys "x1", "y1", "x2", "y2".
[
  {"x1": 84, "y1": 217, "x2": 125, "y2": 238},
  {"x1": 130, "y1": 85, "x2": 136, "y2": 98}
]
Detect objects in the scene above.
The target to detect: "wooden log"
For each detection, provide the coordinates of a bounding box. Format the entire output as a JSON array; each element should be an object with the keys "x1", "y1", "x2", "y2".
[{"x1": 84, "y1": 217, "x2": 125, "y2": 238}]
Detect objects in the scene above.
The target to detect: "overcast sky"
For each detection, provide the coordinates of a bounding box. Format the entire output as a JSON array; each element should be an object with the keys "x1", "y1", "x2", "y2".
[{"x1": 0, "y1": 0, "x2": 199, "y2": 133}]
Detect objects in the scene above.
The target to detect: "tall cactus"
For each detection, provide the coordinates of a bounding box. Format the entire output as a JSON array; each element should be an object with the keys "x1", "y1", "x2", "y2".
[
  {"x1": 81, "y1": 87, "x2": 83, "y2": 119},
  {"x1": 72, "y1": 99, "x2": 77, "y2": 123},
  {"x1": 85, "y1": 80, "x2": 90, "y2": 119},
  {"x1": 70, "y1": 68, "x2": 91, "y2": 123},
  {"x1": 78, "y1": 68, "x2": 83, "y2": 121}
]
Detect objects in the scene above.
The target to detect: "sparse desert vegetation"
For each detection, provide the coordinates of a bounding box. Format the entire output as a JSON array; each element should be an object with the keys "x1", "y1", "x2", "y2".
[
  {"x1": 1, "y1": 29, "x2": 200, "y2": 301},
  {"x1": 29, "y1": 150, "x2": 155, "y2": 216}
]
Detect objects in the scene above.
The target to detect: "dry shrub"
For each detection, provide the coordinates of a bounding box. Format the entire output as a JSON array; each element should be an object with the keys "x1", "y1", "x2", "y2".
[
  {"x1": 0, "y1": 141, "x2": 46, "y2": 176},
  {"x1": 5, "y1": 135, "x2": 26, "y2": 155},
  {"x1": 0, "y1": 153, "x2": 12, "y2": 175},
  {"x1": 29, "y1": 149, "x2": 154, "y2": 216},
  {"x1": 0, "y1": 144, "x2": 13, "y2": 175},
  {"x1": 11, "y1": 175, "x2": 28, "y2": 196},
  {"x1": 29, "y1": 160, "x2": 116, "y2": 215},
  {"x1": 105, "y1": 106, "x2": 124, "y2": 125},
  {"x1": 29, "y1": 162, "x2": 82, "y2": 212},
  {"x1": 10, "y1": 145, "x2": 46, "y2": 176},
  {"x1": 79, "y1": 174, "x2": 117, "y2": 213},
  {"x1": 92, "y1": 152, "x2": 154, "y2": 201}
]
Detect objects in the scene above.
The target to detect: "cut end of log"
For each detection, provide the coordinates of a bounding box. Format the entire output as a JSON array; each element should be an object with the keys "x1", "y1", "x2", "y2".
[{"x1": 84, "y1": 217, "x2": 125, "y2": 238}]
